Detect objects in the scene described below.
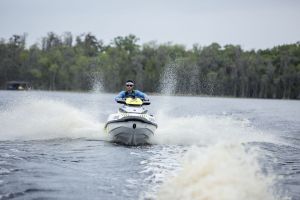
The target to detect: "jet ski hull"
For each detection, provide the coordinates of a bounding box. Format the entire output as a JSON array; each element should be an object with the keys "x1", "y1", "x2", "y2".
[{"x1": 105, "y1": 120, "x2": 156, "y2": 145}]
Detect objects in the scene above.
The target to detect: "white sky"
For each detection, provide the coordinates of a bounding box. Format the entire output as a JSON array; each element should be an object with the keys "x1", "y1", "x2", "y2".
[{"x1": 0, "y1": 0, "x2": 299, "y2": 50}]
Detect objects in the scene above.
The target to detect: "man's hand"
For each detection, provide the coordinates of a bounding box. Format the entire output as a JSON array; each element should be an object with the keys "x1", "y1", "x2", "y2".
[{"x1": 116, "y1": 98, "x2": 126, "y2": 104}]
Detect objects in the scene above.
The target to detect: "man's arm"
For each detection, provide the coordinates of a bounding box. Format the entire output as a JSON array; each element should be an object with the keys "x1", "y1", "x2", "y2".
[
  {"x1": 115, "y1": 91, "x2": 125, "y2": 102},
  {"x1": 135, "y1": 90, "x2": 149, "y2": 100}
]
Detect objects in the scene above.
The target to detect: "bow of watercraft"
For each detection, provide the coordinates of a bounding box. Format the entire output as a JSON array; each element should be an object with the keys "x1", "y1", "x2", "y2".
[
  {"x1": 104, "y1": 98, "x2": 157, "y2": 146},
  {"x1": 105, "y1": 119, "x2": 157, "y2": 145}
]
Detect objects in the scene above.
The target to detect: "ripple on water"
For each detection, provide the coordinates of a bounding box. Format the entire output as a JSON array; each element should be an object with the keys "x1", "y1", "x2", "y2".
[
  {"x1": 138, "y1": 145, "x2": 186, "y2": 199},
  {"x1": 0, "y1": 188, "x2": 57, "y2": 200}
]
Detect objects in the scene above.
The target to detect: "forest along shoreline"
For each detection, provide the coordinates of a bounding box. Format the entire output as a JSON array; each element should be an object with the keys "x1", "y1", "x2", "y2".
[{"x1": 0, "y1": 33, "x2": 299, "y2": 99}]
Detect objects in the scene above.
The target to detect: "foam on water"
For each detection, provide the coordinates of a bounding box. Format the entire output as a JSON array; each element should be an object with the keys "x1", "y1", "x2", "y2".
[
  {"x1": 139, "y1": 145, "x2": 186, "y2": 199},
  {"x1": 154, "y1": 61, "x2": 276, "y2": 146},
  {"x1": 0, "y1": 98, "x2": 106, "y2": 141},
  {"x1": 157, "y1": 144, "x2": 284, "y2": 200},
  {"x1": 150, "y1": 112, "x2": 275, "y2": 146},
  {"x1": 146, "y1": 112, "x2": 288, "y2": 199}
]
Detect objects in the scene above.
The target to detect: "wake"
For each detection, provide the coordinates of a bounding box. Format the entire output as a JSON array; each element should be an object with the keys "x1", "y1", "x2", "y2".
[{"x1": 0, "y1": 98, "x2": 106, "y2": 141}]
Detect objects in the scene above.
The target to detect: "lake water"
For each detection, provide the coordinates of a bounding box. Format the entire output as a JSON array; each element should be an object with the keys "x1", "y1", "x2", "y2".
[{"x1": 0, "y1": 91, "x2": 299, "y2": 200}]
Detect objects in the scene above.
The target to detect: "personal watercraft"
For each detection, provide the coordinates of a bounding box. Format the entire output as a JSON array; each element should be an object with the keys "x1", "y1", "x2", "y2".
[{"x1": 104, "y1": 97, "x2": 157, "y2": 145}]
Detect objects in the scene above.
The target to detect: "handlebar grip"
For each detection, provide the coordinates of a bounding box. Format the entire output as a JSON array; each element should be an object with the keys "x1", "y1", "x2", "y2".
[
  {"x1": 116, "y1": 98, "x2": 126, "y2": 104},
  {"x1": 143, "y1": 100, "x2": 151, "y2": 105}
]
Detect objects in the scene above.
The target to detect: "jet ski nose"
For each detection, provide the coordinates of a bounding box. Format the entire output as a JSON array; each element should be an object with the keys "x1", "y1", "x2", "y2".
[{"x1": 105, "y1": 97, "x2": 157, "y2": 145}]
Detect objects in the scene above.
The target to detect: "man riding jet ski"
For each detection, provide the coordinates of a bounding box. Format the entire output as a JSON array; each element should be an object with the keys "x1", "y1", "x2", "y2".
[
  {"x1": 114, "y1": 80, "x2": 148, "y2": 102},
  {"x1": 105, "y1": 80, "x2": 157, "y2": 145}
]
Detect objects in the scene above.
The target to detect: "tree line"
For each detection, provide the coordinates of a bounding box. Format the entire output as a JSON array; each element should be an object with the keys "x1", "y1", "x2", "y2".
[{"x1": 0, "y1": 32, "x2": 299, "y2": 99}]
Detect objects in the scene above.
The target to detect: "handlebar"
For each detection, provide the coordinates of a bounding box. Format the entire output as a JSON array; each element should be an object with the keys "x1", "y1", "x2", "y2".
[
  {"x1": 116, "y1": 98, "x2": 151, "y2": 105},
  {"x1": 142, "y1": 99, "x2": 151, "y2": 105},
  {"x1": 116, "y1": 98, "x2": 126, "y2": 104}
]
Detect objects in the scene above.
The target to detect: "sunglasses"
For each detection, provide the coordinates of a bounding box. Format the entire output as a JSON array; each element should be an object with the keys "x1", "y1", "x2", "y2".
[{"x1": 126, "y1": 84, "x2": 134, "y2": 87}]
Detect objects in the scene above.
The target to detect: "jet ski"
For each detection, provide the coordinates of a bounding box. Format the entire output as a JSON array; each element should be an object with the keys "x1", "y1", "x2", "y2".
[{"x1": 104, "y1": 97, "x2": 157, "y2": 145}]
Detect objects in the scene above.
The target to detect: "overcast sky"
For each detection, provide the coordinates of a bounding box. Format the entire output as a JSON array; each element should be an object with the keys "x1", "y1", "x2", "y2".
[{"x1": 0, "y1": 0, "x2": 299, "y2": 50}]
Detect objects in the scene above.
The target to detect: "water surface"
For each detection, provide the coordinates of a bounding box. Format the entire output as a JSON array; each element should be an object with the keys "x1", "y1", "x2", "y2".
[{"x1": 0, "y1": 91, "x2": 299, "y2": 199}]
